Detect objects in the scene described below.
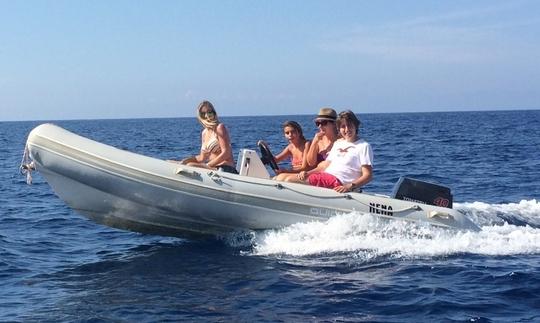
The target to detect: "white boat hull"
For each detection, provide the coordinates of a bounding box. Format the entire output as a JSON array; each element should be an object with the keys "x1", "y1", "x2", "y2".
[{"x1": 25, "y1": 124, "x2": 480, "y2": 237}]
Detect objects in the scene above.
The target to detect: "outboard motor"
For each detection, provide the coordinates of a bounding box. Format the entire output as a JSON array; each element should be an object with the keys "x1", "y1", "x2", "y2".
[{"x1": 391, "y1": 177, "x2": 453, "y2": 208}]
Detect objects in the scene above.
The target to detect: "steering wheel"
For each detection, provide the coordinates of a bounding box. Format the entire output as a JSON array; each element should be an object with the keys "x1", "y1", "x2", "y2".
[{"x1": 257, "y1": 140, "x2": 279, "y2": 172}]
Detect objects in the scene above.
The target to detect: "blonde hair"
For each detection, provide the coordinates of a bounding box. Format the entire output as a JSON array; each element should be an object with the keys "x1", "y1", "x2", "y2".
[{"x1": 196, "y1": 100, "x2": 220, "y2": 129}]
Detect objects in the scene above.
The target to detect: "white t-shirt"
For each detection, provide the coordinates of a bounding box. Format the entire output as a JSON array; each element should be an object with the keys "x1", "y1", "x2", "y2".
[{"x1": 325, "y1": 138, "x2": 373, "y2": 184}]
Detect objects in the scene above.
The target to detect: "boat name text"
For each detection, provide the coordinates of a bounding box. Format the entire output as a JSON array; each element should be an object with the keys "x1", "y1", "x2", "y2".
[{"x1": 369, "y1": 202, "x2": 394, "y2": 216}]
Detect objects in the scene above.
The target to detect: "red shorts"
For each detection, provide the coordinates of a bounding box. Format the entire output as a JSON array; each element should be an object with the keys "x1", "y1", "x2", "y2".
[{"x1": 307, "y1": 172, "x2": 342, "y2": 189}]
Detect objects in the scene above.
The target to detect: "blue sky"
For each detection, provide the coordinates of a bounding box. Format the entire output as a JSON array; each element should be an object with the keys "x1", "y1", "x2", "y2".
[{"x1": 1, "y1": 0, "x2": 539, "y2": 121}]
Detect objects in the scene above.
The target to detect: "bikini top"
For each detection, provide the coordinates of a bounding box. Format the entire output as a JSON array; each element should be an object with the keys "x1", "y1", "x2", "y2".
[
  {"x1": 202, "y1": 130, "x2": 220, "y2": 154},
  {"x1": 316, "y1": 150, "x2": 330, "y2": 163},
  {"x1": 291, "y1": 155, "x2": 303, "y2": 168},
  {"x1": 316, "y1": 142, "x2": 333, "y2": 162}
]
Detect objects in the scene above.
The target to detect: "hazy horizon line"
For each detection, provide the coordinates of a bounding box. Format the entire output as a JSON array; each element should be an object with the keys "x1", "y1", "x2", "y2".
[{"x1": 1, "y1": 107, "x2": 538, "y2": 123}]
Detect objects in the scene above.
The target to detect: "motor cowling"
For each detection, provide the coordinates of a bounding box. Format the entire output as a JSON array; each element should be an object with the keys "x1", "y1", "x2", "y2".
[{"x1": 391, "y1": 177, "x2": 453, "y2": 208}]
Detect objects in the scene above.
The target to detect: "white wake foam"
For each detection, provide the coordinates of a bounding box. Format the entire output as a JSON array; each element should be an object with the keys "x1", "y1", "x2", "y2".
[
  {"x1": 242, "y1": 200, "x2": 540, "y2": 258},
  {"x1": 455, "y1": 199, "x2": 540, "y2": 227}
]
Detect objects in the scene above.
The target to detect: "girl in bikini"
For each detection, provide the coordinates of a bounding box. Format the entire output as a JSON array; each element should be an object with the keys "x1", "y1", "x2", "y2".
[
  {"x1": 177, "y1": 101, "x2": 237, "y2": 173},
  {"x1": 273, "y1": 121, "x2": 311, "y2": 181},
  {"x1": 278, "y1": 108, "x2": 340, "y2": 183}
]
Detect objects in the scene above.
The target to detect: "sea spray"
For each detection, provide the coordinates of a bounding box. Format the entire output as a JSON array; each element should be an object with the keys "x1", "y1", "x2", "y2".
[
  {"x1": 245, "y1": 208, "x2": 540, "y2": 258},
  {"x1": 456, "y1": 199, "x2": 540, "y2": 227}
]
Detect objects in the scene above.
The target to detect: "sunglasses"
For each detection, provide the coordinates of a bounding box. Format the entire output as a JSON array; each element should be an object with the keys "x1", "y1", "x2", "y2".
[
  {"x1": 200, "y1": 110, "x2": 215, "y2": 117},
  {"x1": 315, "y1": 120, "x2": 331, "y2": 127}
]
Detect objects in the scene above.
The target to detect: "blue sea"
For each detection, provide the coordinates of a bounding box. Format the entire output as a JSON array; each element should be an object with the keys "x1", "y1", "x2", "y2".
[{"x1": 1, "y1": 110, "x2": 540, "y2": 322}]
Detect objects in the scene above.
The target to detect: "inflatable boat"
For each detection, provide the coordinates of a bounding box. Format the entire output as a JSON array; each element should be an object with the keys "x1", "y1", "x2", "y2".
[{"x1": 21, "y1": 124, "x2": 480, "y2": 237}]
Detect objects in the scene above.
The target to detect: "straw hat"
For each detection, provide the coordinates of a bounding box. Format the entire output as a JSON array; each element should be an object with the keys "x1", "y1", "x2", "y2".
[{"x1": 314, "y1": 107, "x2": 337, "y2": 122}]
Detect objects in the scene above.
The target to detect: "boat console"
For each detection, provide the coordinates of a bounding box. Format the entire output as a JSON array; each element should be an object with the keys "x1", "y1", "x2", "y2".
[{"x1": 236, "y1": 149, "x2": 271, "y2": 179}]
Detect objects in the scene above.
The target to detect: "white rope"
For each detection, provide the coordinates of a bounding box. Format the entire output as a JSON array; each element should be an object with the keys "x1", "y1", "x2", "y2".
[
  {"x1": 274, "y1": 182, "x2": 350, "y2": 199},
  {"x1": 212, "y1": 172, "x2": 421, "y2": 212},
  {"x1": 19, "y1": 144, "x2": 35, "y2": 185},
  {"x1": 211, "y1": 172, "x2": 346, "y2": 199}
]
